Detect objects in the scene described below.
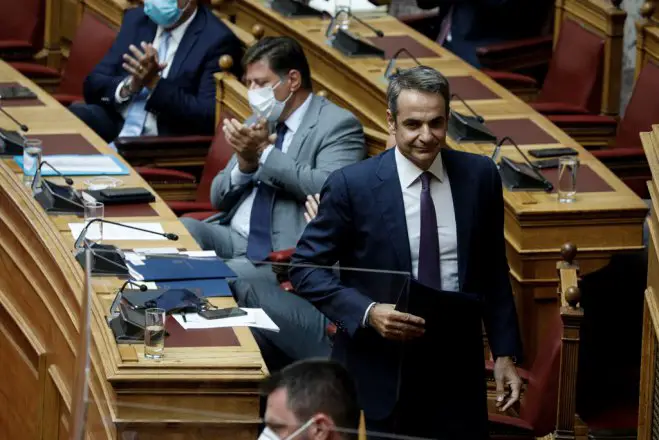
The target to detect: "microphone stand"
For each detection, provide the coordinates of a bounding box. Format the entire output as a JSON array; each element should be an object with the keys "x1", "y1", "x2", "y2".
[
  {"x1": 32, "y1": 160, "x2": 84, "y2": 215},
  {"x1": 383, "y1": 48, "x2": 422, "y2": 79},
  {"x1": 447, "y1": 92, "x2": 496, "y2": 143},
  {"x1": 325, "y1": 11, "x2": 385, "y2": 58},
  {"x1": 494, "y1": 136, "x2": 553, "y2": 192},
  {"x1": 73, "y1": 219, "x2": 179, "y2": 276}
]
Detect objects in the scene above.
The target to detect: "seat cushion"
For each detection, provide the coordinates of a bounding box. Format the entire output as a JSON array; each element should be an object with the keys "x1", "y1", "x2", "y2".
[{"x1": 8, "y1": 61, "x2": 59, "y2": 79}]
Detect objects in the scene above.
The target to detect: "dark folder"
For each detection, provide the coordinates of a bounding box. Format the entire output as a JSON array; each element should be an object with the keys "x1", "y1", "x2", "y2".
[
  {"x1": 127, "y1": 255, "x2": 237, "y2": 281},
  {"x1": 393, "y1": 279, "x2": 488, "y2": 439}
]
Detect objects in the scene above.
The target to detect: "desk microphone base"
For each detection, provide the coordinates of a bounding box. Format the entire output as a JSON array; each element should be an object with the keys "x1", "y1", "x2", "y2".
[
  {"x1": 76, "y1": 243, "x2": 130, "y2": 276},
  {"x1": 331, "y1": 29, "x2": 385, "y2": 58},
  {"x1": 34, "y1": 180, "x2": 85, "y2": 215},
  {"x1": 448, "y1": 112, "x2": 496, "y2": 143}
]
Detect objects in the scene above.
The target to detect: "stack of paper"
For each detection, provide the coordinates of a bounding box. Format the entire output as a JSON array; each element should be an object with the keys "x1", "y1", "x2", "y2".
[
  {"x1": 69, "y1": 222, "x2": 167, "y2": 242},
  {"x1": 173, "y1": 308, "x2": 279, "y2": 332},
  {"x1": 15, "y1": 154, "x2": 130, "y2": 175}
]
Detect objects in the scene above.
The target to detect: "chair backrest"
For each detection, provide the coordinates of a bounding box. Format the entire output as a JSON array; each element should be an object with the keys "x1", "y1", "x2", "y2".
[
  {"x1": 537, "y1": 18, "x2": 605, "y2": 114},
  {"x1": 195, "y1": 111, "x2": 237, "y2": 203},
  {"x1": 0, "y1": 0, "x2": 44, "y2": 49},
  {"x1": 57, "y1": 12, "x2": 117, "y2": 97},
  {"x1": 615, "y1": 61, "x2": 659, "y2": 149},
  {"x1": 518, "y1": 243, "x2": 583, "y2": 437}
]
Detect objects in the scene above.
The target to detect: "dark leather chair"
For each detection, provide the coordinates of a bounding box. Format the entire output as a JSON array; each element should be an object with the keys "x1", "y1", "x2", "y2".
[
  {"x1": 551, "y1": 61, "x2": 659, "y2": 199},
  {"x1": 10, "y1": 12, "x2": 117, "y2": 106},
  {"x1": 0, "y1": 0, "x2": 45, "y2": 60}
]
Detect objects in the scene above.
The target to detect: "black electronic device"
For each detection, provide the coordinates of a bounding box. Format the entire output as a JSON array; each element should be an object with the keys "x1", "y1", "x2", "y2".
[
  {"x1": 532, "y1": 158, "x2": 560, "y2": 169},
  {"x1": 199, "y1": 307, "x2": 247, "y2": 320},
  {"x1": 528, "y1": 147, "x2": 578, "y2": 158}
]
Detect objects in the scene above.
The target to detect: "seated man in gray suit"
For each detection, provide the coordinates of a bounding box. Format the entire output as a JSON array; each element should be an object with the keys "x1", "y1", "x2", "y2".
[{"x1": 181, "y1": 36, "x2": 366, "y2": 370}]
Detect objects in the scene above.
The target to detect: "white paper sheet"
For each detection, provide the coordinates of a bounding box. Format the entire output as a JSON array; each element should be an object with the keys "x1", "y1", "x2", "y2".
[
  {"x1": 39, "y1": 155, "x2": 124, "y2": 174},
  {"x1": 69, "y1": 222, "x2": 166, "y2": 241},
  {"x1": 173, "y1": 308, "x2": 280, "y2": 332}
]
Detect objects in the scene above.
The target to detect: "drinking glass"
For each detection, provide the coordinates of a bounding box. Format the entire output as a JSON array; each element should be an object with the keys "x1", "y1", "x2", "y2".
[
  {"x1": 144, "y1": 308, "x2": 166, "y2": 359},
  {"x1": 335, "y1": 0, "x2": 351, "y2": 31},
  {"x1": 558, "y1": 156, "x2": 579, "y2": 203},
  {"x1": 23, "y1": 138, "x2": 42, "y2": 187},
  {"x1": 83, "y1": 200, "x2": 104, "y2": 242}
]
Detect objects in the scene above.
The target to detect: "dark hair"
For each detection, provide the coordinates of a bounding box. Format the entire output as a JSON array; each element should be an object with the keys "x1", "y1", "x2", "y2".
[
  {"x1": 261, "y1": 359, "x2": 360, "y2": 439},
  {"x1": 387, "y1": 65, "x2": 450, "y2": 121},
  {"x1": 242, "y1": 36, "x2": 313, "y2": 90}
]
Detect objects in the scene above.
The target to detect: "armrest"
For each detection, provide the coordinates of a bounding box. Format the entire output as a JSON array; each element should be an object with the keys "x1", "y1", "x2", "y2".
[
  {"x1": 167, "y1": 201, "x2": 215, "y2": 215},
  {"x1": 268, "y1": 248, "x2": 296, "y2": 263},
  {"x1": 0, "y1": 41, "x2": 38, "y2": 61},
  {"x1": 53, "y1": 93, "x2": 83, "y2": 107},
  {"x1": 483, "y1": 70, "x2": 538, "y2": 87},
  {"x1": 531, "y1": 102, "x2": 590, "y2": 115},
  {"x1": 134, "y1": 166, "x2": 196, "y2": 182},
  {"x1": 547, "y1": 114, "x2": 618, "y2": 128},
  {"x1": 114, "y1": 134, "x2": 214, "y2": 152},
  {"x1": 8, "y1": 61, "x2": 60, "y2": 79},
  {"x1": 591, "y1": 147, "x2": 647, "y2": 160},
  {"x1": 477, "y1": 35, "x2": 553, "y2": 58},
  {"x1": 180, "y1": 210, "x2": 219, "y2": 220}
]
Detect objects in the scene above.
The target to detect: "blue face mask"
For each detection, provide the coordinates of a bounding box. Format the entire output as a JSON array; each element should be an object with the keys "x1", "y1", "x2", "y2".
[{"x1": 144, "y1": 0, "x2": 187, "y2": 27}]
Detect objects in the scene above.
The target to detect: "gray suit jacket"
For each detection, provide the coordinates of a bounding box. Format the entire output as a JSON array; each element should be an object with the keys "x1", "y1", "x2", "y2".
[{"x1": 207, "y1": 94, "x2": 366, "y2": 251}]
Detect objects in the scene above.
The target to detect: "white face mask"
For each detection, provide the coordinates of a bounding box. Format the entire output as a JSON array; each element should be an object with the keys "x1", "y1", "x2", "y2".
[
  {"x1": 258, "y1": 418, "x2": 315, "y2": 440},
  {"x1": 248, "y1": 80, "x2": 293, "y2": 122}
]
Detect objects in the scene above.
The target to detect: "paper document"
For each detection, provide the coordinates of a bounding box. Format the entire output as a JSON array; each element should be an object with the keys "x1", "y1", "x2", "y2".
[
  {"x1": 69, "y1": 222, "x2": 166, "y2": 241},
  {"x1": 308, "y1": 0, "x2": 385, "y2": 16},
  {"x1": 173, "y1": 308, "x2": 279, "y2": 332},
  {"x1": 133, "y1": 247, "x2": 180, "y2": 255}
]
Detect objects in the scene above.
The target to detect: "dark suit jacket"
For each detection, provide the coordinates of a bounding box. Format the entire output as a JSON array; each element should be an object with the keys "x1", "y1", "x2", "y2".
[
  {"x1": 82, "y1": 5, "x2": 241, "y2": 136},
  {"x1": 416, "y1": 0, "x2": 552, "y2": 67},
  {"x1": 290, "y1": 148, "x2": 523, "y2": 427}
]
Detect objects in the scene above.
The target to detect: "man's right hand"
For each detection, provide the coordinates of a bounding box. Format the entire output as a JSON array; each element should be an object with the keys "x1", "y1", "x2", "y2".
[{"x1": 367, "y1": 303, "x2": 425, "y2": 341}]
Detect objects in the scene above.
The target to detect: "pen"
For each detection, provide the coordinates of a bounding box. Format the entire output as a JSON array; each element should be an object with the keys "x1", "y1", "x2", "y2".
[{"x1": 182, "y1": 313, "x2": 187, "y2": 323}]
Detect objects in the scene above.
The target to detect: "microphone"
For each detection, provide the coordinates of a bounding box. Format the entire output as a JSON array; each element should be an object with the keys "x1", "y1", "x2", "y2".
[
  {"x1": 326, "y1": 10, "x2": 384, "y2": 38},
  {"x1": 383, "y1": 48, "x2": 422, "y2": 79},
  {"x1": 0, "y1": 102, "x2": 29, "y2": 132},
  {"x1": 119, "y1": 280, "x2": 148, "y2": 292},
  {"x1": 74, "y1": 218, "x2": 179, "y2": 249},
  {"x1": 32, "y1": 161, "x2": 74, "y2": 193},
  {"x1": 492, "y1": 136, "x2": 553, "y2": 192},
  {"x1": 451, "y1": 93, "x2": 484, "y2": 123}
]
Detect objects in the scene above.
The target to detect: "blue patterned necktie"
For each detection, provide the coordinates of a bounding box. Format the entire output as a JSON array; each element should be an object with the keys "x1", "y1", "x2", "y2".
[
  {"x1": 116, "y1": 31, "x2": 171, "y2": 138},
  {"x1": 417, "y1": 172, "x2": 442, "y2": 290},
  {"x1": 246, "y1": 123, "x2": 288, "y2": 262}
]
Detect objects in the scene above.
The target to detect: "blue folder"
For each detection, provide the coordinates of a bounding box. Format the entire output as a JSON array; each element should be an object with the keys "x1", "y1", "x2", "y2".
[
  {"x1": 155, "y1": 279, "x2": 232, "y2": 298},
  {"x1": 128, "y1": 254, "x2": 237, "y2": 282},
  {"x1": 14, "y1": 154, "x2": 130, "y2": 176}
]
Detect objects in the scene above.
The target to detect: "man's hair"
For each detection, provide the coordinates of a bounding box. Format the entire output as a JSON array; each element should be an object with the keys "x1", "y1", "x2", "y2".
[
  {"x1": 242, "y1": 36, "x2": 313, "y2": 90},
  {"x1": 387, "y1": 65, "x2": 450, "y2": 122},
  {"x1": 261, "y1": 359, "x2": 360, "y2": 438}
]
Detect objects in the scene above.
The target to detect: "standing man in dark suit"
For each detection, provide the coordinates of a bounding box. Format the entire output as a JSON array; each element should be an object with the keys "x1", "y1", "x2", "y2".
[
  {"x1": 416, "y1": 0, "x2": 553, "y2": 67},
  {"x1": 289, "y1": 66, "x2": 523, "y2": 439},
  {"x1": 69, "y1": 0, "x2": 241, "y2": 145}
]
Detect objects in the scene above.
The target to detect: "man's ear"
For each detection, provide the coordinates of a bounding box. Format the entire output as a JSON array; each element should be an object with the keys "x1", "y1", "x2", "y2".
[
  {"x1": 386, "y1": 109, "x2": 396, "y2": 135},
  {"x1": 309, "y1": 414, "x2": 335, "y2": 440},
  {"x1": 288, "y1": 70, "x2": 302, "y2": 93}
]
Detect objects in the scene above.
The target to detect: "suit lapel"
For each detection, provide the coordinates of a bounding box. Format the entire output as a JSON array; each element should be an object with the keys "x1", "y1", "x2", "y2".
[
  {"x1": 136, "y1": 17, "x2": 158, "y2": 50},
  {"x1": 371, "y1": 150, "x2": 412, "y2": 273},
  {"x1": 168, "y1": 8, "x2": 204, "y2": 78},
  {"x1": 441, "y1": 149, "x2": 473, "y2": 290},
  {"x1": 286, "y1": 94, "x2": 321, "y2": 159}
]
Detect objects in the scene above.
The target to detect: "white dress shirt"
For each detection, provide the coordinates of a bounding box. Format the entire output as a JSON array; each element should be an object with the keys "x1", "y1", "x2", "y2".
[
  {"x1": 229, "y1": 94, "x2": 313, "y2": 239},
  {"x1": 363, "y1": 146, "x2": 459, "y2": 325},
  {"x1": 114, "y1": 8, "x2": 198, "y2": 136}
]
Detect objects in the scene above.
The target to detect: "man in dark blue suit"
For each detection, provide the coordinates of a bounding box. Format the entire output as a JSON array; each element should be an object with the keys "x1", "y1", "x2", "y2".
[
  {"x1": 416, "y1": 0, "x2": 552, "y2": 67},
  {"x1": 69, "y1": 0, "x2": 241, "y2": 144},
  {"x1": 290, "y1": 66, "x2": 523, "y2": 439}
]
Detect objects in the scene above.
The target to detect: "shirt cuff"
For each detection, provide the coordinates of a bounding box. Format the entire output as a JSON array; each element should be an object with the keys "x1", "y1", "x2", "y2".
[
  {"x1": 230, "y1": 163, "x2": 255, "y2": 187},
  {"x1": 259, "y1": 145, "x2": 275, "y2": 164},
  {"x1": 362, "y1": 302, "x2": 377, "y2": 327},
  {"x1": 115, "y1": 77, "x2": 132, "y2": 104}
]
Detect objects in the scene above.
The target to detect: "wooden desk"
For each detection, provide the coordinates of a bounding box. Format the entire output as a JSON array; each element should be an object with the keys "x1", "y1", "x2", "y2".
[
  {"x1": 0, "y1": 60, "x2": 266, "y2": 440},
  {"x1": 229, "y1": 0, "x2": 649, "y2": 365}
]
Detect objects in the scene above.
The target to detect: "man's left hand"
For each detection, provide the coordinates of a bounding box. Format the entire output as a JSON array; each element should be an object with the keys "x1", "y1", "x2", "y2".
[
  {"x1": 494, "y1": 356, "x2": 522, "y2": 411},
  {"x1": 223, "y1": 118, "x2": 271, "y2": 160}
]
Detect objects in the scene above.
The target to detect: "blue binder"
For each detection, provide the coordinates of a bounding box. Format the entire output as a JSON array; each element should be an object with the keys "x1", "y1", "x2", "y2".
[
  {"x1": 128, "y1": 255, "x2": 237, "y2": 282},
  {"x1": 154, "y1": 279, "x2": 232, "y2": 298}
]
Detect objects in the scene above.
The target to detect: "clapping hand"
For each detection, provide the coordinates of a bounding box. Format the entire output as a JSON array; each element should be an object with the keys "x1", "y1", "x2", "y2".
[
  {"x1": 122, "y1": 42, "x2": 166, "y2": 91},
  {"x1": 223, "y1": 117, "x2": 274, "y2": 173}
]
